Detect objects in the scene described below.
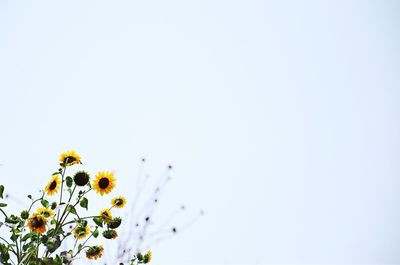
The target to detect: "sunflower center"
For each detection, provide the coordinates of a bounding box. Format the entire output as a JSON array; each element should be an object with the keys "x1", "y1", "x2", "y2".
[
  {"x1": 64, "y1": 156, "x2": 76, "y2": 164},
  {"x1": 98, "y1": 178, "x2": 110, "y2": 189},
  {"x1": 49, "y1": 180, "x2": 57, "y2": 190},
  {"x1": 32, "y1": 217, "x2": 44, "y2": 228},
  {"x1": 102, "y1": 212, "x2": 109, "y2": 218},
  {"x1": 74, "y1": 172, "x2": 89, "y2": 186}
]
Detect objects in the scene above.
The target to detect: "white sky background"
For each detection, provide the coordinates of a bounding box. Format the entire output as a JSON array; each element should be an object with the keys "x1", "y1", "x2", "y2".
[{"x1": 0, "y1": 0, "x2": 400, "y2": 264}]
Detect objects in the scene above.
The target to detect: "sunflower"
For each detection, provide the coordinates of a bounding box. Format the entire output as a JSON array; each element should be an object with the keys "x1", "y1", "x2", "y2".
[
  {"x1": 73, "y1": 171, "x2": 90, "y2": 186},
  {"x1": 45, "y1": 174, "x2": 61, "y2": 196},
  {"x1": 108, "y1": 217, "x2": 122, "y2": 229},
  {"x1": 73, "y1": 225, "x2": 90, "y2": 239},
  {"x1": 111, "y1": 196, "x2": 126, "y2": 209},
  {"x1": 144, "y1": 250, "x2": 152, "y2": 263},
  {"x1": 85, "y1": 245, "x2": 104, "y2": 260},
  {"x1": 59, "y1": 150, "x2": 81, "y2": 167},
  {"x1": 99, "y1": 208, "x2": 112, "y2": 224},
  {"x1": 102, "y1": 229, "x2": 118, "y2": 239},
  {"x1": 36, "y1": 207, "x2": 55, "y2": 218},
  {"x1": 28, "y1": 214, "x2": 47, "y2": 234},
  {"x1": 92, "y1": 171, "x2": 116, "y2": 195}
]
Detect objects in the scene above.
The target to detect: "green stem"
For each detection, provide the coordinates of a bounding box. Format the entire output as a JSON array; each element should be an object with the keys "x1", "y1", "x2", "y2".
[
  {"x1": 19, "y1": 192, "x2": 44, "y2": 264},
  {"x1": 62, "y1": 215, "x2": 100, "y2": 227},
  {"x1": 0, "y1": 208, "x2": 8, "y2": 219},
  {"x1": 72, "y1": 229, "x2": 95, "y2": 258}
]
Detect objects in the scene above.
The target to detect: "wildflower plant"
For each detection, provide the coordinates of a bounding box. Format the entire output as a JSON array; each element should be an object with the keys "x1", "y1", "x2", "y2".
[{"x1": 0, "y1": 151, "x2": 151, "y2": 265}]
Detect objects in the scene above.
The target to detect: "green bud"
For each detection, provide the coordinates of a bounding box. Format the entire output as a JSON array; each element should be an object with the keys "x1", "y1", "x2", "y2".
[{"x1": 20, "y1": 210, "x2": 29, "y2": 220}]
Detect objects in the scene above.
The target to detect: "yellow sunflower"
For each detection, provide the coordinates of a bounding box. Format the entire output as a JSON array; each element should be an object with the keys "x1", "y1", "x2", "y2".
[
  {"x1": 73, "y1": 225, "x2": 90, "y2": 239},
  {"x1": 36, "y1": 207, "x2": 55, "y2": 218},
  {"x1": 99, "y1": 208, "x2": 112, "y2": 224},
  {"x1": 111, "y1": 196, "x2": 126, "y2": 209},
  {"x1": 144, "y1": 250, "x2": 152, "y2": 263},
  {"x1": 92, "y1": 171, "x2": 116, "y2": 195},
  {"x1": 28, "y1": 214, "x2": 47, "y2": 234},
  {"x1": 45, "y1": 174, "x2": 61, "y2": 196},
  {"x1": 86, "y1": 245, "x2": 104, "y2": 260},
  {"x1": 59, "y1": 150, "x2": 81, "y2": 167}
]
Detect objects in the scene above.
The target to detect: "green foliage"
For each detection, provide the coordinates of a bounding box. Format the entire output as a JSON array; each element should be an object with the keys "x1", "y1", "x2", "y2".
[
  {"x1": 0, "y1": 185, "x2": 4, "y2": 199},
  {"x1": 0, "y1": 151, "x2": 140, "y2": 265},
  {"x1": 65, "y1": 176, "x2": 73, "y2": 188},
  {"x1": 79, "y1": 197, "x2": 88, "y2": 210}
]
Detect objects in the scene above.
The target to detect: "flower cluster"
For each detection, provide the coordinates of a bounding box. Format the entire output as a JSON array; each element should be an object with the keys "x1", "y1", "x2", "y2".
[{"x1": 0, "y1": 151, "x2": 151, "y2": 265}]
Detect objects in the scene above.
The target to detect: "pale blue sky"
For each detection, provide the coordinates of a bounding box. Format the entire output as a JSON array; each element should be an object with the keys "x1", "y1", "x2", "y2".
[{"x1": 0, "y1": 0, "x2": 400, "y2": 264}]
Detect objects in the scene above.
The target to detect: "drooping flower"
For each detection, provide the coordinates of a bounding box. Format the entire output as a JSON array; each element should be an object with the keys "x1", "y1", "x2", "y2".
[
  {"x1": 102, "y1": 229, "x2": 118, "y2": 239},
  {"x1": 92, "y1": 171, "x2": 116, "y2": 195},
  {"x1": 45, "y1": 174, "x2": 61, "y2": 196},
  {"x1": 85, "y1": 245, "x2": 104, "y2": 260},
  {"x1": 108, "y1": 217, "x2": 122, "y2": 229},
  {"x1": 59, "y1": 150, "x2": 81, "y2": 167},
  {"x1": 111, "y1": 196, "x2": 126, "y2": 209},
  {"x1": 28, "y1": 214, "x2": 47, "y2": 234}
]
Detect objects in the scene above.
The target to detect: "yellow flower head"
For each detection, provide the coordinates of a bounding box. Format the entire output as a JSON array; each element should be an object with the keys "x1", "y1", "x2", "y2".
[
  {"x1": 45, "y1": 174, "x2": 61, "y2": 196},
  {"x1": 59, "y1": 150, "x2": 81, "y2": 167},
  {"x1": 85, "y1": 245, "x2": 104, "y2": 260},
  {"x1": 28, "y1": 214, "x2": 47, "y2": 234},
  {"x1": 99, "y1": 208, "x2": 112, "y2": 223},
  {"x1": 111, "y1": 196, "x2": 126, "y2": 209},
  {"x1": 92, "y1": 171, "x2": 116, "y2": 195},
  {"x1": 36, "y1": 207, "x2": 55, "y2": 218},
  {"x1": 144, "y1": 250, "x2": 152, "y2": 263},
  {"x1": 73, "y1": 225, "x2": 90, "y2": 239}
]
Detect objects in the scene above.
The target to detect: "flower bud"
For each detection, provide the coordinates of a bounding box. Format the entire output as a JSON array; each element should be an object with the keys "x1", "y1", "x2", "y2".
[{"x1": 20, "y1": 210, "x2": 29, "y2": 220}]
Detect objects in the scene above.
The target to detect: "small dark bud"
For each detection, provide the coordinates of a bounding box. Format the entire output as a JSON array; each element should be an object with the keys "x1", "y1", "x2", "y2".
[{"x1": 51, "y1": 202, "x2": 57, "y2": 210}]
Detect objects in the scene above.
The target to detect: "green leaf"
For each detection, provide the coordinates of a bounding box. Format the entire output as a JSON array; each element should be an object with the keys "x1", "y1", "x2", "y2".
[
  {"x1": 0, "y1": 185, "x2": 4, "y2": 199},
  {"x1": 65, "y1": 177, "x2": 73, "y2": 188},
  {"x1": 41, "y1": 199, "x2": 49, "y2": 208},
  {"x1": 22, "y1": 232, "x2": 35, "y2": 241},
  {"x1": 0, "y1": 203, "x2": 7, "y2": 207},
  {"x1": 5, "y1": 215, "x2": 20, "y2": 224},
  {"x1": 92, "y1": 228, "x2": 99, "y2": 238},
  {"x1": 66, "y1": 205, "x2": 77, "y2": 215},
  {"x1": 79, "y1": 197, "x2": 88, "y2": 210},
  {"x1": 93, "y1": 217, "x2": 103, "y2": 227},
  {"x1": 41, "y1": 257, "x2": 61, "y2": 265}
]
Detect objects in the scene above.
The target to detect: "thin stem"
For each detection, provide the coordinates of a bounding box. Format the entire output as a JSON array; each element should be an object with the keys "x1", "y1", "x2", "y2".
[{"x1": 0, "y1": 208, "x2": 8, "y2": 219}]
